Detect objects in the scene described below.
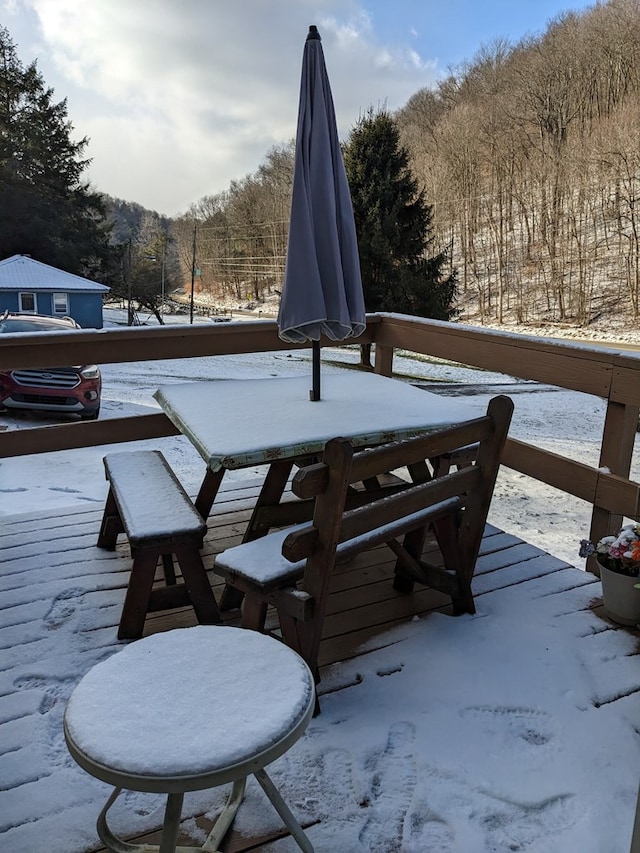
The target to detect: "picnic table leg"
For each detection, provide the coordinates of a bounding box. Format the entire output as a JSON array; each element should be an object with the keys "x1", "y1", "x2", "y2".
[
  {"x1": 243, "y1": 460, "x2": 295, "y2": 543},
  {"x1": 220, "y1": 460, "x2": 294, "y2": 612},
  {"x1": 195, "y1": 468, "x2": 225, "y2": 519}
]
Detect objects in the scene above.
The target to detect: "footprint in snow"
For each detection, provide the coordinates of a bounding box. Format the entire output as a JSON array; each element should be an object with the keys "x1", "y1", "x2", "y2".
[
  {"x1": 478, "y1": 790, "x2": 577, "y2": 850},
  {"x1": 12, "y1": 673, "x2": 78, "y2": 769},
  {"x1": 460, "y1": 705, "x2": 557, "y2": 749},
  {"x1": 43, "y1": 587, "x2": 85, "y2": 630},
  {"x1": 359, "y1": 721, "x2": 417, "y2": 852}
]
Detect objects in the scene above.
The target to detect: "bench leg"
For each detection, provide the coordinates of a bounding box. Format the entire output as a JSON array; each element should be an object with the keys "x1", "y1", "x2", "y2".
[
  {"x1": 240, "y1": 593, "x2": 268, "y2": 632},
  {"x1": 279, "y1": 615, "x2": 322, "y2": 694},
  {"x1": 118, "y1": 550, "x2": 159, "y2": 640},
  {"x1": 97, "y1": 489, "x2": 123, "y2": 550},
  {"x1": 161, "y1": 553, "x2": 177, "y2": 585},
  {"x1": 392, "y1": 525, "x2": 429, "y2": 594},
  {"x1": 392, "y1": 461, "x2": 434, "y2": 593},
  {"x1": 174, "y1": 546, "x2": 222, "y2": 626},
  {"x1": 434, "y1": 516, "x2": 476, "y2": 615}
]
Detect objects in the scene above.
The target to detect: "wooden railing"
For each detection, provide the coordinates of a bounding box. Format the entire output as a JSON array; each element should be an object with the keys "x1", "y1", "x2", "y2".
[{"x1": 1, "y1": 313, "x2": 638, "y2": 572}]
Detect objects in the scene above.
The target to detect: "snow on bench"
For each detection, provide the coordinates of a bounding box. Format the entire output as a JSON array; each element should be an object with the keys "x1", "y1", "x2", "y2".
[{"x1": 100, "y1": 449, "x2": 205, "y2": 546}]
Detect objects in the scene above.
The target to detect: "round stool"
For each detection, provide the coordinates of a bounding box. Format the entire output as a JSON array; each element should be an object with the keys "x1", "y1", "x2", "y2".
[{"x1": 64, "y1": 625, "x2": 316, "y2": 853}]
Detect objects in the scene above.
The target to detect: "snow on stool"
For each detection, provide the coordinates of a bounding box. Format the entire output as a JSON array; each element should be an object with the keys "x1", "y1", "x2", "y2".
[{"x1": 63, "y1": 626, "x2": 316, "y2": 853}]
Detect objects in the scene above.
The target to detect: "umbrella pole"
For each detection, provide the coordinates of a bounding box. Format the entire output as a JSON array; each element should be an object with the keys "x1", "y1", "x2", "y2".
[{"x1": 310, "y1": 340, "x2": 321, "y2": 401}]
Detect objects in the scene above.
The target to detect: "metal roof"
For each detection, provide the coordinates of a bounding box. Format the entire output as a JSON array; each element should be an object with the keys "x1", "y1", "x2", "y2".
[{"x1": 0, "y1": 255, "x2": 110, "y2": 293}]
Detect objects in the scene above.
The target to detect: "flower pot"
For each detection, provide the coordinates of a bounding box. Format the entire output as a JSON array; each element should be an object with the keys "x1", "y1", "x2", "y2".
[{"x1": 598, "y1": 559, "x2": 640, "y2": 626}]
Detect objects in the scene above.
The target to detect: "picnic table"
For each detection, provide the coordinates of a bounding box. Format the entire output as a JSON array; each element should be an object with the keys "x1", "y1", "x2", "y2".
[{"x1": 153, "y1": 371, "x2": 477, "y2": 522}]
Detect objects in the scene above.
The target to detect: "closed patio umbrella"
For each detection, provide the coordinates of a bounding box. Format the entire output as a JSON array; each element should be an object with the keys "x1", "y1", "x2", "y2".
[{"x1": 278, "y1": 25, "x2": 365, "y2": 400}]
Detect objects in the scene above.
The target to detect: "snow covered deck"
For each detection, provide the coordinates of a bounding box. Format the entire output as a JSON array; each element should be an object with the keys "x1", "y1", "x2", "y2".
[{"x1": 2, "y1": 477, "x2": 640, "y2": 852}]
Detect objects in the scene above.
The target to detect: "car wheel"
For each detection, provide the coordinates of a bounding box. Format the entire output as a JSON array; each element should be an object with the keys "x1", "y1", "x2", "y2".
[{"x1": 80, "y1": 408, "x2": 100, "y2": 421}]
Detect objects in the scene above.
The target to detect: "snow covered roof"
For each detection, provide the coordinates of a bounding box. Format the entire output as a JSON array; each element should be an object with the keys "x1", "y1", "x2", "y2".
[{"x1": 0, "y1": 254, "x2": 110, "y2": 293}]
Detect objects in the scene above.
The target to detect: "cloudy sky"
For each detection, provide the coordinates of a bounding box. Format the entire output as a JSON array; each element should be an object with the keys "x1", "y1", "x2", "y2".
[{"x1": 3, "y1": 0, "x2": 596, "y2": 216}]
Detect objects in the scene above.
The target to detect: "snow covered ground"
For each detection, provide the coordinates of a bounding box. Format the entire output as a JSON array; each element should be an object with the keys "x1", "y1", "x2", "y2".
[{"x1": 1, "y1": 310, "x2": 640, "y2": 852}]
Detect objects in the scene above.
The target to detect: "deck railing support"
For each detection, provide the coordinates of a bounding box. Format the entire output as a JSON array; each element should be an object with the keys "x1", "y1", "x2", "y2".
[
  {"x1": 589, "y1": 399, "x2": 640, "y2": 575},
  {"x1": 374, "y1": 342, "x2": 394, "y2": 377}
]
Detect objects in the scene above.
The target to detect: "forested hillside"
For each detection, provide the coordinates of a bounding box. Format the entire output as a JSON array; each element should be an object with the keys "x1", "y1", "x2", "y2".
[
  {"x1": 396, "y1": 0, "x2": 640, "y2": 327},
  {"x1": 168, "y1": 0, "x2": 639, "y2": 330}
]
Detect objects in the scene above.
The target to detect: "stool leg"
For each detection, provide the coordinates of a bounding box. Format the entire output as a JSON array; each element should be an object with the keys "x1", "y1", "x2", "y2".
[
  {"x1": 97, "y1": 786, "x2": 158, "y2": 853},
  {"x1": 202, "y1": 777, "x2": 246, "y2": 852},
  {"x1": 158, "y1": 792, "x2": 184, "y2": 853},
  {"x1": 96, "y1": 786, "x2": 186, "y2": 853},
  {"x1": 630, "y1": 779, "x2": 640, "y2": 853},
  {"x1": 254, "y1": 768, "x2": 314, "y2": 853}
]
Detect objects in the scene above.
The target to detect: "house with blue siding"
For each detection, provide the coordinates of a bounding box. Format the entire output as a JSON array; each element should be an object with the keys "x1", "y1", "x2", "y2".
[{"x1": 0, "y1": 255, "x2": 110, "y2": 328}]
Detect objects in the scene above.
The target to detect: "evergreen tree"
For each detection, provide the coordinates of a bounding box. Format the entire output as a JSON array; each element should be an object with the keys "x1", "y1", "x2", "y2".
[
  {"x1": 343, "y1": 107, "x2": 457, "y2": 321},
  {"x1": 0, "y1": 27, "x2": 114, "y2": 279}
]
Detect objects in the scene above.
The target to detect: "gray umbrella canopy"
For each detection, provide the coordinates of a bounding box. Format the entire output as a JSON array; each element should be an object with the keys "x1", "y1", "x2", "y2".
[{"x1": 278, "y1": 25, "x2": 365, "y2": 400}]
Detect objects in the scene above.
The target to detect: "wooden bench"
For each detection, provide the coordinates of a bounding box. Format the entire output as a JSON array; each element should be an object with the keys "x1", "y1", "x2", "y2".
[
  {"x1": 213, "y1": 395, "x2": 513, "y2": 694},
  {"x1": 97, "y1": 449, "x2": 221, "y2": 639}
]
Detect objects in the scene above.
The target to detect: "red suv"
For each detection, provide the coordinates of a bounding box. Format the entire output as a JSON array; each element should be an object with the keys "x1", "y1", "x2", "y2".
[{"x1": 0, "y1": 313, "x2": 101, "y2": 420}]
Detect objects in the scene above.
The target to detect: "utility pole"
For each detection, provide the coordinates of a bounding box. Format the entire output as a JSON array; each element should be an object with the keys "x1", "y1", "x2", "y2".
[
  {"x1": 127, "y1": 238, "x2": 133, "y2": 326},
  {"x1": 160, "y1": 237, "x2": 166, "y2": 320},
  {"x1": 190, "y1": 223, "x2": 197, "y2": 325}
]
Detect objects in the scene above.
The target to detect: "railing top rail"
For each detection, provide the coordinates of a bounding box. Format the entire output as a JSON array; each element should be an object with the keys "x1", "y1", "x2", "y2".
[
  {"x1": 373, "y1": 314, "x2": 640, "y2": 401},
  {"x1": 376, "y1": 313, "x2": 640, "y2": 369}
]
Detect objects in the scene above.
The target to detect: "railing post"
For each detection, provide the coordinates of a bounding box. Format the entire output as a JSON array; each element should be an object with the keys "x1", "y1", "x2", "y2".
[
  {"x1": 588, "y1": 399, "x2": 640, "y2": 575},
  {"x1": 374, "y1": 343, "x2": 394, "y2": 376}
]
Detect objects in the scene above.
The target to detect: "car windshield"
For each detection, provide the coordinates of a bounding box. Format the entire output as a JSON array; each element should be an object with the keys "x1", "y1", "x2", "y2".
[{"x1": 0, "y1": 318, "x2": 74, "y2": 333}]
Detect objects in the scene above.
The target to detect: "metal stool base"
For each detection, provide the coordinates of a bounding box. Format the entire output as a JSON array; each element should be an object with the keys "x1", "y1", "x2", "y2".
[{"x1": 96, "y1": 772, "x2": 312, "y2": 853}]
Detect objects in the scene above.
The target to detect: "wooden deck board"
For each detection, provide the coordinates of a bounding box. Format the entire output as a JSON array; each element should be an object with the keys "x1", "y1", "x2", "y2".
[{"x1": 1, "y1": 479, "x2": 638, "y2": 853}]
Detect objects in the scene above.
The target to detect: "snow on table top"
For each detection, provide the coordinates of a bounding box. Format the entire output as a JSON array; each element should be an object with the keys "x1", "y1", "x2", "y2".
[
  {"x1": 64, "y1": 626, "x2": 314, "y2": 778},
  {"x1": 154, "y1": 372, "x2": 478, "y2": 471}
]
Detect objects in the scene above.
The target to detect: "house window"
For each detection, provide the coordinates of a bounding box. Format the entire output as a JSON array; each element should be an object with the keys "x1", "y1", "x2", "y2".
[
  {"x1": 53, "y1": 293, "x2": 69, "y2": 314},
  {"x1": 19, "y1": 292, "x2": 36, "y2": 313}
]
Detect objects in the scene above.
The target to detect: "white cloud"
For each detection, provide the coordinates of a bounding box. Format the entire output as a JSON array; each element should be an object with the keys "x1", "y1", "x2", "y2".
[{"x1": 13, "y1": 0, "x2": 441, "y2": 214}]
